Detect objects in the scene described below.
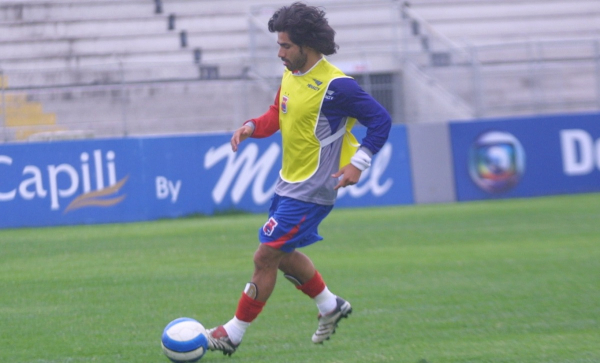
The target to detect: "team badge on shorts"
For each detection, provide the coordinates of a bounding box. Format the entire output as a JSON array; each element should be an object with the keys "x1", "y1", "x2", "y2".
[{"x1": 262, "y1": 217, "x2": 278, "y2": 236}]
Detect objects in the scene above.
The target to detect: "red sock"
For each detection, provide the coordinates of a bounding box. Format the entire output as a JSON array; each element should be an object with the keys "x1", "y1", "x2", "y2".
[
  {"x1": 296, "y1": 271, "x2": 326, "y2": 298},
  {"x1": 234, "y1": 292, "x2": 266, "y2": 323}
]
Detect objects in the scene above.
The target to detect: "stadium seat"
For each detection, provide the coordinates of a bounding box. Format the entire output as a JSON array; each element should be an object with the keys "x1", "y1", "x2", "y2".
[{"x1": 0, "y1": 76, "x2": 60, "y2": 140}]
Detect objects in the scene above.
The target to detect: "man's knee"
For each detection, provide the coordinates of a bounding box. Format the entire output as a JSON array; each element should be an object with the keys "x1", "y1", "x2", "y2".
[{"x1": 253, "y1": 244, "x2": 285, "y2": 270}]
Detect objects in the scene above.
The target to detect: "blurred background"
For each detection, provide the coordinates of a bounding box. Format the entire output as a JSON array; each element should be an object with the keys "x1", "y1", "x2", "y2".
[{"x1": 1, "y1": 0, "x2": 599, "y2": 142}]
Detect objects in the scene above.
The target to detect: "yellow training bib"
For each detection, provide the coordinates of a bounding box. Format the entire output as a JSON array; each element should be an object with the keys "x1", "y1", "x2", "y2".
[{"x1": 279, "y1": 59, "x2": 358, "y2": 183}]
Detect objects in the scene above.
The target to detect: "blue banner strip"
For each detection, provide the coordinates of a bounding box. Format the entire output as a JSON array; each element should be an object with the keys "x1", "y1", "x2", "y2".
[
  {"x1": 0, "y1": 125, "x2": 413, "y2": 228},
  {"x1": 450, "y1": 112, "x2": 600, "y2": 201}
]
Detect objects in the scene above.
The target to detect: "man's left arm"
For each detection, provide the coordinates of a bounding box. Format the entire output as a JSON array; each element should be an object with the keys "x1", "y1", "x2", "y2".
[
  {"x1": 329, "y1": 78, "x2": 392, "y2": 189},
  {"x1": 337, "y1": 78, "x2": 392, "y2": 156}
]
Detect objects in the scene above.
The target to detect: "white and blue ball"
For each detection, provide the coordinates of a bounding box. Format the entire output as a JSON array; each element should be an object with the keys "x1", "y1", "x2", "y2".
[{"x1": 161, "y1": 317, "x2": 209, "y2": 363}]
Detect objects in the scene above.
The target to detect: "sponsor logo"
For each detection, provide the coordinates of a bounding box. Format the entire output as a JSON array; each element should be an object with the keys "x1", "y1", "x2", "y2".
[
  {"x1": 204, "y1": 141, "x2": 394, "y2": 205},
  {"x1": 262, "y1": 217, "x2": 278, "y2": 236},
  {"x1": 307, "y1": 84, "x2": 320, "y2": 91},
  {"x1": 560, "y1": 129, "x2": 600, "y2": 176},
  {"x1": 64, "y1": 176, "x2": 128, "y2": 213},
  {"x1": 281, "y1": 95, "x2": 289, "y2": 114},
  {"x1": 0, "y1": 149, "x2": 127, "y2": 212},
  {"x1": 468, "y1": 131, "x2": 525, "y2": 193},
  {"x1": 204, "y1": 142, "x2": 279, "y2": 205},
  {"x1": 324, "y1": 90, "x2": 335, "y2": 100},
  {"x1": 313, "y1": 78, "x2": 323, "y2": 86}
]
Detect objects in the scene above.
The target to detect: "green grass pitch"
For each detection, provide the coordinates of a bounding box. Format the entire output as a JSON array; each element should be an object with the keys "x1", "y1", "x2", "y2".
[{"x1": 1, "y1": 193, "x2": 599, "y2": 362}]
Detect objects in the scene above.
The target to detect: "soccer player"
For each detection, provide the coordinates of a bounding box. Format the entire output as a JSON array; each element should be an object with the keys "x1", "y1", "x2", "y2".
[{"x1": 206, "y1": 2, "x2": 392, "y2": 355}]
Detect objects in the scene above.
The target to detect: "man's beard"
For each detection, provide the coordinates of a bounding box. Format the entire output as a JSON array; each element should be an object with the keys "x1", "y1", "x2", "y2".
[{"x1": 284, "y1": 49, "x2": 307, "y2": 72}]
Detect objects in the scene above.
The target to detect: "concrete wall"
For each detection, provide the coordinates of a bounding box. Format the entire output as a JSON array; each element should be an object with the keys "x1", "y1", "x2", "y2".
[{"x1": 407, "y1": 123, "x2": 456, "y2": 204}]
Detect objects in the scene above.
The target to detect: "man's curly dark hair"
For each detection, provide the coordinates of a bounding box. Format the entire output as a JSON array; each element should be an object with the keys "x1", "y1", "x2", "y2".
[{"x1": 268, "y1": 2, "x2": 339, "y2": 55}]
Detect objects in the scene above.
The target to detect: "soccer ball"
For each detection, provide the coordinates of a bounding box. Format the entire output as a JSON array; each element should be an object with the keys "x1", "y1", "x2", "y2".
[{"x1": 161, "y1": 317, "x2": 209, "y2": 362}]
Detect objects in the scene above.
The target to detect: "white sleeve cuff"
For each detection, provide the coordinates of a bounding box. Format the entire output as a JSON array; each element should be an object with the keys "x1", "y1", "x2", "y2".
[
  {"x1": 243, "y1": 120, "x2": 256, "y2": 132},
  {"x1": 350, "y1": 148, "x2": 372, "y2": 171}
]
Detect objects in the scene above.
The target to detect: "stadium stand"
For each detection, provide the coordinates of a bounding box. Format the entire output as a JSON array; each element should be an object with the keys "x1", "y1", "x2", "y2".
[
  {"x1": 406, "y1": 0, "x2": 600, "y2": 44},
  {"x1": 0, "y1": 0, "x2": 599, "y2": 140},
  {"x1": 402, "y1": 0, "x2": 600, "y2": 119},
  {"x1": 0, "y1": 0, "x2": 401, "y2": 140}
]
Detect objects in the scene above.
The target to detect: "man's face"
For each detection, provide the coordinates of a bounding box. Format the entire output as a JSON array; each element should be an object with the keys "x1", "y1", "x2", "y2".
[{"x1": 277, "y1": 32, "x2": 307, "y2": 72}]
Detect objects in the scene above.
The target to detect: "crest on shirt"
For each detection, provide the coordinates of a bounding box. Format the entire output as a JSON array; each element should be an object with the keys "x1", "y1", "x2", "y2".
[
  {"x1": 281, "y1": 95, "x2": 289, "y2": 114},
  {"x1": 263, "y1": 217, "x2": 278, "y2": 236}
]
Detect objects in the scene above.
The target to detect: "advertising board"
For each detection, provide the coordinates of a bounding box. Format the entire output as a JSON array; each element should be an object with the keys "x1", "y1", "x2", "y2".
[
  {"x1": 450, "y1": 112, "x2": 600, "y2": 201},
  {"x1": 0, "y1": 125, "x2": 413, "y2": 228}
]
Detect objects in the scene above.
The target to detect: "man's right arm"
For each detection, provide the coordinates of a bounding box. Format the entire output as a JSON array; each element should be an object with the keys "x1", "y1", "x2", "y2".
[
  {"x1": 244, "y1": 88, "x2": 281, "y2": 138},
  {"x1": 231, "y1": 88, "x2": 281, "y2": 152}
]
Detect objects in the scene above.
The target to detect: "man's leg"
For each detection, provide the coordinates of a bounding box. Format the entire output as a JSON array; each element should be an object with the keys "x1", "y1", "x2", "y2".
[
  {"x1": 207, "y1": 244, "x2": 285, "y2": 356},
  {"x1": 252, "y1": 243, "x2": 287, "y2": 302},
  {"x1": 279, "y1": 251, "x2": 336, "y2": 314},
  {"x1": 279, "y1": 251, "x2": 352, "y2": 343}
]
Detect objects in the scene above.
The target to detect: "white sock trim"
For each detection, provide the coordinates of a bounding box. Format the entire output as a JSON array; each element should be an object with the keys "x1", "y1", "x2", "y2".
[
  {"x1": 314, "y1": 287, "x2": 337, "y2": 315},
  {"x1": 223, "y1": 316, "x2": 250, "y2": 345}
]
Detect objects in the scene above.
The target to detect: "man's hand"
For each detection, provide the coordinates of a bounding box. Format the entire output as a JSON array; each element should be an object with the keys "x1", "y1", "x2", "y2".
[
  {"x1": 332, "y1": 163, "x2": 362, "y2": 190},
  {"x1": 231, "y1": 124, "x2": 254, "y2": 152}
]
